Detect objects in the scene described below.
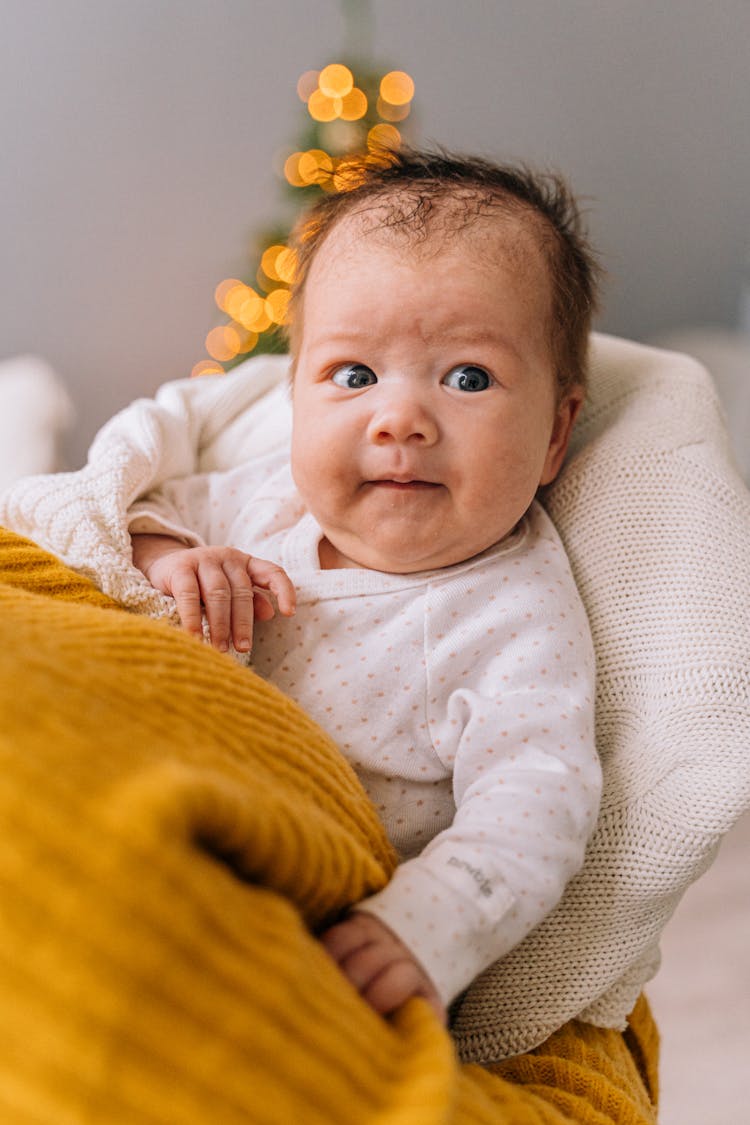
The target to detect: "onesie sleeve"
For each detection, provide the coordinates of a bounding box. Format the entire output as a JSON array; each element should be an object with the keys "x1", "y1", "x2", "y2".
[{"x1": 356, "y1": 511, "x2": 601, "y2": 1007}]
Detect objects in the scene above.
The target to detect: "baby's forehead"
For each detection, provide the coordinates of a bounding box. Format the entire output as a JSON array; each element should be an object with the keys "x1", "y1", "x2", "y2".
[{"x1": 313, "y1": 197, "x2": 551, "y2": 284}]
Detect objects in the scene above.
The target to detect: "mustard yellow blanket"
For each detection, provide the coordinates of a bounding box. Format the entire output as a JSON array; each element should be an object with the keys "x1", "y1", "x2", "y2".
[{"x1": 0, "y1": 526, "x2": 658, "y2": 1124}]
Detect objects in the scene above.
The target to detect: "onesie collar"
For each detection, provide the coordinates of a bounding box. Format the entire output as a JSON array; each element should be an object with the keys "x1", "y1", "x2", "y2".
[{"x1": 281, "y1": 511, "x2": 529, "y2": 602}]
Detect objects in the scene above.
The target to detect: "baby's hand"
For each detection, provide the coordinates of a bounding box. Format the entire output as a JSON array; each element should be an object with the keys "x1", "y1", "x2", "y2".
[
  {"x1": 321, "y1": 912, "x2": 446, "y2": 1024},
  {"x1": 134, "y1": 536, "x2": 295, "y2": 652}
]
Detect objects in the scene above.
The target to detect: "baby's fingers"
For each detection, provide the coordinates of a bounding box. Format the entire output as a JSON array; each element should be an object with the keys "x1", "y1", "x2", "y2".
[
  {"x1": 169, "y1": 568, "x2": 206, "y2": 640},
  {"x1": 246, "y1": 557, "x2": 296, "y2": 618},
  {"x1": 365, "y1": 962, "x2": 447, "y2": 1024},
  {"x1": 195, "y1": 560, "x2": 235, "y2": 651},
  {"x1": 220, "y1": 558, "x2": 259, "y2": 653},
  {"x1": 321, "y1": 915, "x2": 377, "y2": 964}
]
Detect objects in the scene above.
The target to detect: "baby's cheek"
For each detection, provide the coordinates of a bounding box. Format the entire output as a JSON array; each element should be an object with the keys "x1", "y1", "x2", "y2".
[{"x1": 289, "y1": 438, "x2": 318, "y2": 496}]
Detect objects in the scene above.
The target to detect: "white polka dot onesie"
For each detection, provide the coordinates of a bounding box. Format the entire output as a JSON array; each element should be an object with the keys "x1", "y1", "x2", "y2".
[{"x1": 130, "y1": 447, "x2": 600, "y2": 1006}]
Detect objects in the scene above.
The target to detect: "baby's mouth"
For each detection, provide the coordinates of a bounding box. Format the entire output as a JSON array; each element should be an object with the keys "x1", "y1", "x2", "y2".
[{"x1": 369, "y1": 479, "x2": 441, "y2": 491}]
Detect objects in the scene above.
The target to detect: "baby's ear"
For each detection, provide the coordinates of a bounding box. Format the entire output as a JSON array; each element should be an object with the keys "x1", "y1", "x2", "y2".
[{"x1": 539, "y1": 386, "x2": 585, "y2": 486}]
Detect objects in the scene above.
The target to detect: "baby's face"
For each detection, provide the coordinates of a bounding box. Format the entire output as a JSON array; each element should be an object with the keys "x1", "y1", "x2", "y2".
[{"x1": 290, "y1": 212, "x2": 581, "y2": 572}]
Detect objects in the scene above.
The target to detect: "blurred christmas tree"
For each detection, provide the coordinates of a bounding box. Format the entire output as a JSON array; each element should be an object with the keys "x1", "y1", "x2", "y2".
[{"x1": 192, "y1": 0, "x2": 415, "y2": 377}]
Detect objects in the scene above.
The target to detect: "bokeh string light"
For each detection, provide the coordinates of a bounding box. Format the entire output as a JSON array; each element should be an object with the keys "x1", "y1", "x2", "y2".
[{"x1": 191, "y1": 62, "x2": 415, "y2": 377}]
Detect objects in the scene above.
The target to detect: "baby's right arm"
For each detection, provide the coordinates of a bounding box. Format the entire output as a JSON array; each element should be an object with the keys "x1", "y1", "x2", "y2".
[{"x1": 132, "y1": 533, "x2": 295, "y2": 654}]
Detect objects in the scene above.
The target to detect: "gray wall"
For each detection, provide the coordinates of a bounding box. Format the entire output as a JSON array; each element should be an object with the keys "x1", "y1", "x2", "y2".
[{"x1": 1, "y1": 0, "x2": 748, "y2": 467}]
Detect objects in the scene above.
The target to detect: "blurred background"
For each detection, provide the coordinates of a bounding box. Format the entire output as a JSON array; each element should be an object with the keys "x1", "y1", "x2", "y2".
[
  {"x1": 0, "y1": 4, "x2": 748, "y2": 1122},
  {"x1": 1, "y1": 0, "x2": 749, "y2": 470}
]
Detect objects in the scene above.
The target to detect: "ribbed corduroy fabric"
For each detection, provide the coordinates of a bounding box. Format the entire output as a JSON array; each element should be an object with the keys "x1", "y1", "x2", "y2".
[{"x1": 0, "y1": 527, "x2": 658, "y2": 1124}]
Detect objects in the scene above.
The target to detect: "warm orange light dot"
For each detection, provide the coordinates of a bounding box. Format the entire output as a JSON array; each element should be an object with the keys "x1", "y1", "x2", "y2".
[
  {"x1": 308, "y1": 88, "x2": 340, "y2": 122},
  {"x1": 247, "y1": 282, "x2": 274, "y2": 326},
  {"x1": 261, "y1": 244, "x2": 288, "y2": 282},
  {"x1": 265, "y1": 288, "x2": 291, "y2": 325},
  {"x1": 367, "y1": 123, "x2": 402, "y2": 152},
  {"x1": 376, "y1": 96, "x2": 410, "y2": 122},
  {"x1": 340, "y1": 87, "x2": 368, "y2": 121},
  {"x1": 223, "y1": 283, "x2": 257, "y2": 323},
  {"x1": 206, "y1": 325, "x2": 240, "y2": 363},
  {"x1": 296, "y1": 70, "x2": 320, "y2": 102},
  {"x1": 298, "y1": 148, "x2": 333, "y2": 185},
  {"x1": 214, "y1": 278, "x2": 244, "y2": 312},
  {"x1": 379, "y1": 71, "x2": 415, "y2": 106},
  {"x1": 191, "y1": 360, "x2": 225, "y2": 378},
  {"x1": 231, "y1": 324, "x2": 259, "y2": 354},
  {"x1": 310, "y1": 147, "x2": 333, "y2": 168},
  {"x1": 275, "y1": 247, "x2": 298, "y2": 284},
  {"x1": 234, "y1": 291, "x2": 267, "y2": 331},
  {"x1": 297, "y1": 153, "x2": 316, "y2": 184},
  {"x1": 318, "y1": 63, "x2": 353, "y2": 98},
  {"x1": 284, "y1": 151, "x2": 307, "y2": 187}
]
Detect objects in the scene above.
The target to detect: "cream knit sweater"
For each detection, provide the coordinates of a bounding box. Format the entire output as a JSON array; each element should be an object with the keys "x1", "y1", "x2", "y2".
[{"x1": 2, "y1": 333, "x2": 748, "y2": 1061}]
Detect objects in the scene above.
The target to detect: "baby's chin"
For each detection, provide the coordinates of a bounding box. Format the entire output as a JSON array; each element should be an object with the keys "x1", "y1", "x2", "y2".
[{"x1": 318, "y1": 531, "x2": 505, "y2": 574}]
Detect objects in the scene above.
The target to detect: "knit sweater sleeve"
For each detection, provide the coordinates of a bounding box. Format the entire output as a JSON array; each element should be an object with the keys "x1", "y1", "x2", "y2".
[
  {"x1": 357, "y1": 508, "x2": 600, "y2": 1006},
  {"x1": 0, "y1": 356, "x2": 289, "y2": 615}
]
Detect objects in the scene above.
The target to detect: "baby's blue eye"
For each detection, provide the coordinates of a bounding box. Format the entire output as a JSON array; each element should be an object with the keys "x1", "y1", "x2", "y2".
[
  {"x1": 442, "y1": 365, "x2": 493, "y2": 392},
  {"x1": 331, "y1": 363, "x2": 378, "y2": 388}
]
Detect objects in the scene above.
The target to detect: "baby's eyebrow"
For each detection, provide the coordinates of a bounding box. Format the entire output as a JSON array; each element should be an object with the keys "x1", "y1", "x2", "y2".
[
  {"x1": 433, "y1": 327, "x2": 524, "y2": 361},
  {"x1": 309, "y1": 328, "x2": 376, "y2": 346},
  {"x1": 303, "y1": 331, "x2": 378, "y2": 361},
  {"x1": 440, "y1": 327, "x2": 515, "y2": 346}
]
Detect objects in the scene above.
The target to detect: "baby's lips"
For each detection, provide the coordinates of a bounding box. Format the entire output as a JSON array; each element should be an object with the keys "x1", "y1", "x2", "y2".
[
  {"x1": 369, "y1": 465, "x2": 437, "y2": 482},
  {"x1": 369, "y1": 478, "x2": 441, "y2": 489}
]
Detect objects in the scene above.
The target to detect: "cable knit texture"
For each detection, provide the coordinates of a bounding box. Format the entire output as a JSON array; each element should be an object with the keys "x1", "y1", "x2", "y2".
[
  {"x1": 1, "y1": 333, "x2": 748, "y2": 1065},
  {"x1": 0, "y1": 527, "x2": 660, "y2": 1124}
]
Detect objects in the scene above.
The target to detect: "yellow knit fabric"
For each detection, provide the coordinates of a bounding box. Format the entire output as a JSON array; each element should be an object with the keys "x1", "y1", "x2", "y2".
[{"x1": 0, "y1": 526, "x2": 658, "y2": 1124}]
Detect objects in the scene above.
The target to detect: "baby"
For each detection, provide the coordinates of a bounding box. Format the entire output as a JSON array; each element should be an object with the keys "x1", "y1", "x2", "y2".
[{"x1": 128, "y1": 149, "x2": 602, "y2": 1024}]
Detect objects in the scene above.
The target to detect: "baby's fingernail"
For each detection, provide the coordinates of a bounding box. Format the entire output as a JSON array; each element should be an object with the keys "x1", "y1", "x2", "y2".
[
  {"x1": 236, "y1": 638, "x2": 251, "y2": 652},
  {"x1": 218, "y1": 640, "x2": 229, "y2": 653}
]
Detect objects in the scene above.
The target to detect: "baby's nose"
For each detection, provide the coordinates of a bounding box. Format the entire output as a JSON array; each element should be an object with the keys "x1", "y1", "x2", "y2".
[{"x1": 367, "y1": 392, "x2": 438, "y2": 445}]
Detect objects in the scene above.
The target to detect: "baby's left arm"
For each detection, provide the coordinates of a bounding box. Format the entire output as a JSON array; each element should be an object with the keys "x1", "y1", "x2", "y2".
[{"x1": 354, "y1": 542, "x2": 600, "y2": 1011}]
